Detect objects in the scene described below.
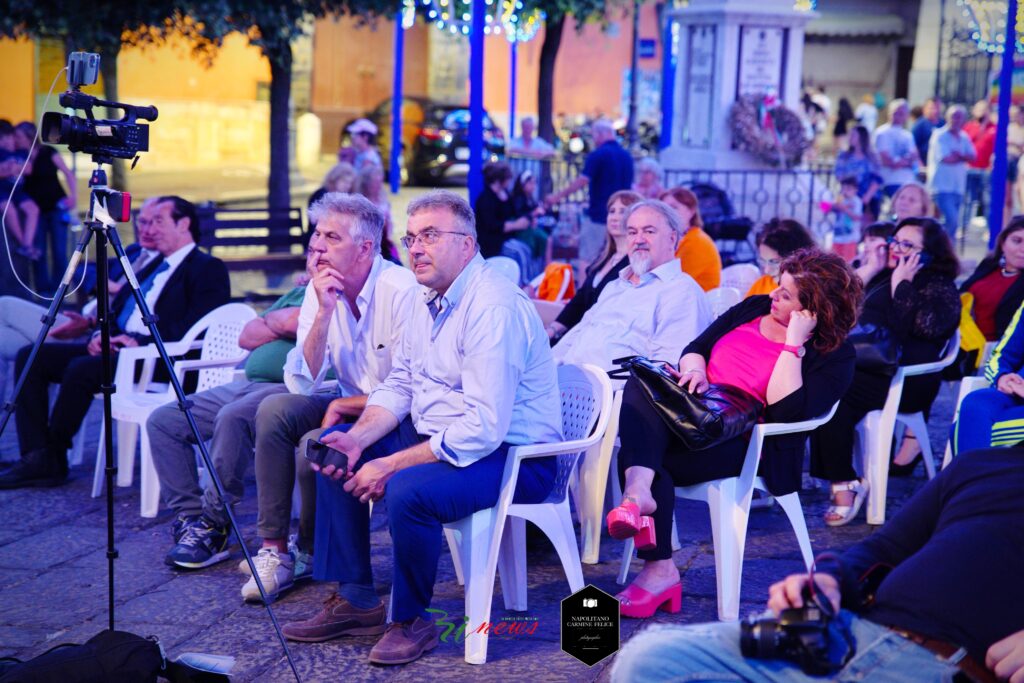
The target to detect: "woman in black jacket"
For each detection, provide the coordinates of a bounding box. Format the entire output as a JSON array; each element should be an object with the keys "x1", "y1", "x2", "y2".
[
  {"x1": 960, "y1": 216, "x2": 1024, "y2": 341},
  {"x1": 545, "y1": 190, "x2": 641, "y2": 340},
  {"x1": 606, "y1": 250, "x2": 862, "y2": 618},
  {"x1": 809, "y1": 217, "x2": 960, "y2": 525}
]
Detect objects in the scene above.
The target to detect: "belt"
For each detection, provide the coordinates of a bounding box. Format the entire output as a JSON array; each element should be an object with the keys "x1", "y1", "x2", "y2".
[{"x1": 887, "y1": 626, "x2": 997, "y2": 683}]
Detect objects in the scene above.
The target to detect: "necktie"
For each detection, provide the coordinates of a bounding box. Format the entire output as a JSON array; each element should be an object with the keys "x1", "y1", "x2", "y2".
[
  {"x1": 427, "y1": 295, "x2": 443, "y2": 321},
  {"x1": 116, "y1": 261, "x2": 169, "y2": 332}
]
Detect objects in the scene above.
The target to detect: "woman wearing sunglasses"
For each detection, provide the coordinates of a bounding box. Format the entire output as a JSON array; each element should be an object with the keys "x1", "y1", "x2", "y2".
[{"x1": 808, "y1": 217, "x2": 960, "y2": 526}]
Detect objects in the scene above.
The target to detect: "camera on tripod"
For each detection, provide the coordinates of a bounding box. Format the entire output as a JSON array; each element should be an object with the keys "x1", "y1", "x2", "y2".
[
  {"x1": 40, "y1": 52, "x2": 158, "y2": 163},
  {"x1": 739, "y1": 586, "x2": 853, "y2": 676}
]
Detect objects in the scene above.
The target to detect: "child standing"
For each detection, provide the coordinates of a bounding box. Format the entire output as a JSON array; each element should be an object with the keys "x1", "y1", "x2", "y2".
[{"x1": 830, "y1": 176, "x2": 863, "y2": 262}]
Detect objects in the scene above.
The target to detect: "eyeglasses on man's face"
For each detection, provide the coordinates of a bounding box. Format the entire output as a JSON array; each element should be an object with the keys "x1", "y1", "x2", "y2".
[{"x1": 400, "y1": 229, "x2": 470, "y2": 250}]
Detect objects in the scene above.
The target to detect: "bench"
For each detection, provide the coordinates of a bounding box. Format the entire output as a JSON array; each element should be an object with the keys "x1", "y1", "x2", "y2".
[{"x1": 196, "y1": 206, "x2": 307, "y2": 273}]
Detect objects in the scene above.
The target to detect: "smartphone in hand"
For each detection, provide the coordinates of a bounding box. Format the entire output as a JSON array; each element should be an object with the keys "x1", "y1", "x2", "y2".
[{"x1": 304, "y1": 440, "x2": 349, "y2": 472}]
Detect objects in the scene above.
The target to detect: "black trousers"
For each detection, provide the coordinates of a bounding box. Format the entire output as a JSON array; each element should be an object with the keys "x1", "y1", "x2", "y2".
[
  {"x1": 616, "y1": 377, "x2": 747, "y2": 562},
  {"x1": 808, "y1": 369, "x2": 941, "y2": 483},
  {"x1": 14, "y1": 342, "x2": 104, "y2": 460}
]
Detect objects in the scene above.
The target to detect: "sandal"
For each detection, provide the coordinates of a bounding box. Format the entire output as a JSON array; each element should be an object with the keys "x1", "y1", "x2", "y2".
[
  {"x1": 824, "y1": 479, "x2": 869, "y2": 527},
  {"x1": 606, "y1": 498, "x2": 657, "y2": 551}
]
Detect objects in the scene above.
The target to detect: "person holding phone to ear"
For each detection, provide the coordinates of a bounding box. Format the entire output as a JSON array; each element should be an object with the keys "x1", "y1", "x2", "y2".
[{"x1": 809, "y1": 217, "x2": 960, "y2": 526}]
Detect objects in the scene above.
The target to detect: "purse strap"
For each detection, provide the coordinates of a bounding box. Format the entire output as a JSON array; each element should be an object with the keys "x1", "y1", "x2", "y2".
[{"x1": 607, "y1": 355, "x2": 675, "y2": 381}]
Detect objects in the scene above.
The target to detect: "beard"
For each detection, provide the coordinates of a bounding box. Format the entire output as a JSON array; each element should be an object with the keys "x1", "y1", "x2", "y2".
[{"x1": 629, "y1": 250, "x2": 652, "y2": 276}]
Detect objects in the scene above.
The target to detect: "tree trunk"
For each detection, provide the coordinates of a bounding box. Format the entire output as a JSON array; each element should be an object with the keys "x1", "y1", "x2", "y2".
[
  {"x1": 267, "y1": 42, "x2": 293, "y2": 216},
  {"x1": 98, "y1": 44, "x2": 127, "y2": 191},
  {"x1": 537, "y1": 15, "x2": 565, "y2": 145}
]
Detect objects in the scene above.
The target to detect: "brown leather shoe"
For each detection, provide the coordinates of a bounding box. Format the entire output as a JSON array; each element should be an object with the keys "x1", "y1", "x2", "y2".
[
  {"x1": 282, "y1": 594, "x2": 386, "y2": 642},
  {"x1": 368, "y1": 616, "x2": 440, "y2": 665}
]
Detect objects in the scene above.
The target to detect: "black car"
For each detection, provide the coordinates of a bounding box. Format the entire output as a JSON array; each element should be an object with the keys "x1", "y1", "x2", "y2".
[{"x1": 343, "y1": 97, "x2": 505, "y2": 186}]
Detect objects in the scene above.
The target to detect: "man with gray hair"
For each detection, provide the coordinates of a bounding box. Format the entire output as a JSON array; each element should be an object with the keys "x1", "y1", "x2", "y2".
[
  {"x1": 282, "y1": 189, "x2": 561, "y2": 666},
  {"x1": 551, "y1": 199, "x2": 711, "y2": 379},
  {"x1": 234, "y1": 192, "x2": 418, "y2": 602},
  {"x1": 927, "y1": 104, "x2": 976, "y2": 238},
  {"x1": 507, "y1": 116, "x2": 554, "y2": 158},
  {"x1": 873, "y1": 99, "x2": 920, "y2": 197},
  {"x1": 545, "y1": 118, "x2": 634, "y2": 265}
]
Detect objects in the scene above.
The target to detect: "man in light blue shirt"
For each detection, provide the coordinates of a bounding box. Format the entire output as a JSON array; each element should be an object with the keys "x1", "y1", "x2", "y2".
[
  {"x1": 552, "y1": 199, "x2": 712, "y2": 378},
  {"x1": 282, "y1": 190, "x2": 562, "y2": 665},
  {"x1": 927, "y1": 105, "x2": 976, "y2": 238}
]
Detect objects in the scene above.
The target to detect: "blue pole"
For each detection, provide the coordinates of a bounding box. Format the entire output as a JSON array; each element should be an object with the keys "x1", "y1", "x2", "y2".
[
  {"x1": 390, "y1": 11, "x2": 405, "y2": 194},
  {"x1": 468, "y1": 0, "x2": 486, "y2": 206},
  {"x1": 989, "y1": 0, "x2": 1017, "y2": 247},
  {"x1": 660, "y1": 16, "x2": 676, "y2": 149},
  {"x1": 509, "y1": 41, "x2": 518, "y2": 143}
]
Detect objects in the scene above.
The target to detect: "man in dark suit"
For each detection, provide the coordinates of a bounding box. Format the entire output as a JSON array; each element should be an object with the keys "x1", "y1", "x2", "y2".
[{"x1": 0, "y1": 195, "x2": 231, "y2": 489}]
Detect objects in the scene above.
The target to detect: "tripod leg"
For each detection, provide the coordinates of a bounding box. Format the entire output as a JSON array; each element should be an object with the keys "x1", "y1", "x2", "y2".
[
  {"x1": 0, "y1": 226, "x2": 94, "y2": 440},
  {"x1": 105, "y1": 229, "x2": 303, "y2": 682}
]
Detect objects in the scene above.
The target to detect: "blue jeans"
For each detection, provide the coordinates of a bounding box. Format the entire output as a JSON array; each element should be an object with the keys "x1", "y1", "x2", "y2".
[
  {"x1": 610, "y1": 614, "x2": 962, "y2": 682},
  {"x1": 33, "y1": 209, "x2": 69, "y2": 292},
  {"x1": 312, "y1": 417, "x2": 556, "y2": 622},
  {"x1": 932, "y1": 192, "x2": 963, "y2": 239},
  {"x1": 954, "y1": 387, "x2": 1024, "y2": 456}
]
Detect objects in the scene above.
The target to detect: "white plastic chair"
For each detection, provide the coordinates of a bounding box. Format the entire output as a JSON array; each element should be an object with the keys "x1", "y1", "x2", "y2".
[
  {"x1": 705, "y1": 287, "x2": 742, "y2": 319},
  {"x1": 91, "y1": 303, "x2": 256, "y2": 518},
  {"x1": 941, "y1": 375, "x2": 989, "y2": 468},
  {"x1": 720, "y1": 263, "x2": 760, "y2": 295},
  {"x1": 442, "y1": 363, "x2": 613, "y2": 664},
  {"x1": 485, "y1": 256, "x2": 521, "y2": 285},
  {"x1": 857, "y1": 330, "x2": 960, "y2": 526},
  {"x1": 532, "y1": 299, "x2": 566, "y2": 327},
  {"x1": 618, "y1": 401, "x2": 841, "y2": 622},
  {"x1": 575, "y1": 389, "x2": 624, "y2": 565}
]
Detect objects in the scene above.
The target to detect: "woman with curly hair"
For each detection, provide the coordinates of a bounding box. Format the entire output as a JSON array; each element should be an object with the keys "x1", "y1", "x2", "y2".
[
  {"x1": 605, "y1": 249, "x2": 863, "y2": 618},
  {"x1": 809, "y1": 217, "x2": 960, "y2": 522}
]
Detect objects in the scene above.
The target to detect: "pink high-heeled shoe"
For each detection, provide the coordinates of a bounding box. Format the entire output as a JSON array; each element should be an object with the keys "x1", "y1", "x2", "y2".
[
  {"x1": 616, "y1": 582, "x2": 682, "y2": 618},
  {"x1": 606, "y1": 500, "x2": 656, "y2": 551}
]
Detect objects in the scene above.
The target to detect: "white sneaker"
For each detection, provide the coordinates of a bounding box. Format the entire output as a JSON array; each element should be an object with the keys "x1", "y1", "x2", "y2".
[
  {"x1": 239, "y1": 536, "x2": 313, "y2": 580},
  {"x1": 241, "y1": 547, "x2": 294, "y2": 602}
]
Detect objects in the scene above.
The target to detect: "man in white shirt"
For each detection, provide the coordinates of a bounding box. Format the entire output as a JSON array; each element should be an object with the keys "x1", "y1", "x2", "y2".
[
  {"x1": 552, "y1": 199, "x2": 712, "y2": 377},
  {"x1": 927, "y1": 105, "x2": 977, "y2": 238},
  {"x1": 507, "y1": 116, "x2": 555, "y2": 158},
  {"x1": 242, "y1": 193, "x2": 417, "y2": 601},
  {"x1": 873, "y1": 99, "x2": 920, "y2": 197},
  {"x1": 282, "y1": 190, "x2": 562, "y2": 666},
  {"x1": 2, "y1": 196, "x2": 230, "y2": 489}
]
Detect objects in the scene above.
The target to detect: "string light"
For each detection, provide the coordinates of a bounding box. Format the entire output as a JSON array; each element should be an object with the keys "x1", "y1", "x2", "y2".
[
  {"x1": 419, "y1": 0, "x2": 543, "y2": 43},
  {"x1": 956, "y1": 0, "x2": 1024, "y2": 54}
]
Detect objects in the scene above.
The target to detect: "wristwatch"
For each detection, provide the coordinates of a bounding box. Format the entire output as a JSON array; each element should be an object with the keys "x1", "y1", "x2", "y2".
[{"x1": 782, "y1": 344, "x2": 806, "y2": 358}]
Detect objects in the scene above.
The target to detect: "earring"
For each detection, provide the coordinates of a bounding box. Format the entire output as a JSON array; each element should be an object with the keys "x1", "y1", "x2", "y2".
[{"x1": 1000, "y1": 255, "x2": 1007, "y2": 269}]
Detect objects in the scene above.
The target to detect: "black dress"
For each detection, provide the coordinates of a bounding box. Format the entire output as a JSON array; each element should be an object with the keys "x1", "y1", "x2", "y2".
[
  {"x1": 809, "y1": 269, "x2": 960, "y2": 482},
  {"x1": 473, "y1": 186, "x2": 514, "y2": 258}
]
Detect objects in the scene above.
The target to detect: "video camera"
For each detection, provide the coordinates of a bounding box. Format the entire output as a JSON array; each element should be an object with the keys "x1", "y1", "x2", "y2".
[{"x1": 40, "y1": 52, "x2": 158, "y2": 163}]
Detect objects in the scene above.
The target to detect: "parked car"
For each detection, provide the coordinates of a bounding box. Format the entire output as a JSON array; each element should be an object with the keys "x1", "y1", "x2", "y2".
[{"x1": 342, "y1": 97, "x2": 505, "y2": 186}]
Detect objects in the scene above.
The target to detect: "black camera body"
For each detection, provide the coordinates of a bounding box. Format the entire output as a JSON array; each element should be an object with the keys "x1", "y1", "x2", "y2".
[
  {"x1": 41, "y1": 53, "x2": 157, "y2": 163},
  {"x1": 739, "y1": 600, "x2": 843, "y2": 676}
]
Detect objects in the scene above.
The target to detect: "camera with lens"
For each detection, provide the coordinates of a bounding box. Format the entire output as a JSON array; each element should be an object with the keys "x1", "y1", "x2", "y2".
[
  {"x1": 40, "y1": 52, "x2": 158, "y2": 163},
  {"x1": 739, "y1": 587, "x2": 853, "y2": 676}
]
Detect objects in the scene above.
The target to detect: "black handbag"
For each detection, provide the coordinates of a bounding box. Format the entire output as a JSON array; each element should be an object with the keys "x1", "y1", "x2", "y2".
[
  {"x1": 846, "y1": 322, "x2": 901, "y2": 375},
  {"x1": 610, "y1": 356, "x2": 764, "y2": 451}
]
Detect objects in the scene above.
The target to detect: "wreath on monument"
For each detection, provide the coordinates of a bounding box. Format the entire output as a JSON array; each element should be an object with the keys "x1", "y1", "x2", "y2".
[{"x1": 728, "y1": 93, "x2": 811, "y2": 168}]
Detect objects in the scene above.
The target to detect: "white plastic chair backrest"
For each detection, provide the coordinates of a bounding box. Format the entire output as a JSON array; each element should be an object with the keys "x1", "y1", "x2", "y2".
[
  {"x1": 533, "y1": 299, "x2": 566, "y2": 327},
  {"x1": 194, "y1": 303, "x2": 258, "y2": 391},
  {"x1": 545, "y1": 364, "x2": 613, "y2": 505},
  {"x1": 705, "y1": 287, "x2": 741, "y2": 319},
  {"x1": 720, "y1": 263, "x2": 760, "y2": 294},
  {"x1": 902, "y1": 330, "x2": 961, "y2": 377},
  {"x1": 486, "y1": 256, "x2": 521, "y2": 285}
]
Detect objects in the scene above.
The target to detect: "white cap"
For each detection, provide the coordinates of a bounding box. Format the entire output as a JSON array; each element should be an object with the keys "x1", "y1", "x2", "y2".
[{"x1": 347, "y1": 118, "x2": 378, "y2": 135}]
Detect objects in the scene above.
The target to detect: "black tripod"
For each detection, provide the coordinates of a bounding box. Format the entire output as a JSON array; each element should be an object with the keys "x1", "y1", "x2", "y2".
[{"x1": 0, "y1": 164, "x2": 301, "y2": 682}]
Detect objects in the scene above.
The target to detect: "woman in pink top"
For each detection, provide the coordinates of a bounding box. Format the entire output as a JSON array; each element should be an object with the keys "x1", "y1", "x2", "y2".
[{"x1": 604, "y1": 250, "x2": 863, "y2": 618}]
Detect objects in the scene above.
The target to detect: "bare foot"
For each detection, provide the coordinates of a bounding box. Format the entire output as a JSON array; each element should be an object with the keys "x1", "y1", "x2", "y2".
[
  {"x1": 621, "y1": 491, "x2": 657, "y2": 517},
  {"x1": 892, "y1": 435, "x2": 921, "y2": 466}
]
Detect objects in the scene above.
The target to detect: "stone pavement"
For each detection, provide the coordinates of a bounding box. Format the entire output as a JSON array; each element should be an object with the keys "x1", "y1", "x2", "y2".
[{"x1": 0, "y1": 375, "x2": 950, "y2": 682}]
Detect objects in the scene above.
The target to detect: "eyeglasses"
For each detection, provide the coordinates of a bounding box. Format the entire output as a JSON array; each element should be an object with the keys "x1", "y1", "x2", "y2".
[
  {"x1": 886, "y1": 237, "x2": 922, "y2": 252},
  {"x1": 400, "y1": 229, "x2": 470, "y2": 249}
]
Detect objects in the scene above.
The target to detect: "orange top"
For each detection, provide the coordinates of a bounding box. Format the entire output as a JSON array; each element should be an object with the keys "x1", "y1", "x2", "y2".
[
  {"x1": 675, "y1": 227, "x2": 722, "y2": 291},
  {"x1": 745, "y1": 274, "x2": 777, "y2": 298}
]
